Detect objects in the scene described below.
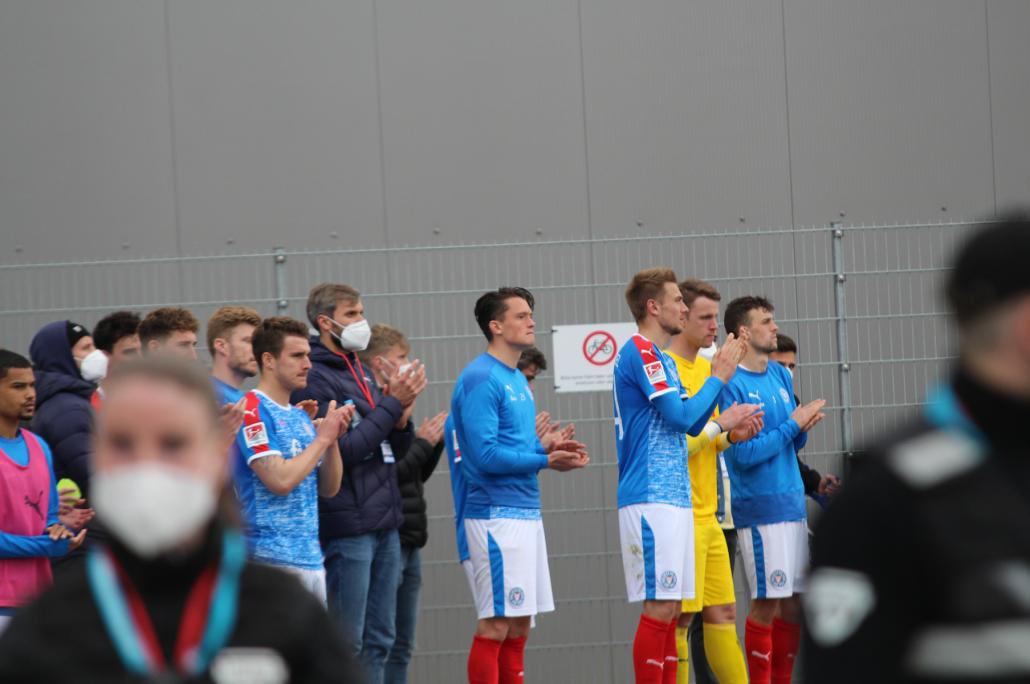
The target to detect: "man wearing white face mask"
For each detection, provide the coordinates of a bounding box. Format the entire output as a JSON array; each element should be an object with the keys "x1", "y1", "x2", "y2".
[
  {"x1": 0, "y1": 356, "x2": 364, "y2": 682},
  {"x1": 28, "y1": 321, "x2": 102, "y2": 569},
  {"x1": 292, "y1": 282, "x2": 428, "y2": 684}
]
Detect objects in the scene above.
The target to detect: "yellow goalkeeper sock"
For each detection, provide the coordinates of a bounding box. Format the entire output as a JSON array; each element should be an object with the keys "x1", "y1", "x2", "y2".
[
  {"x1": 703, "y1": 622, "x2": 748, "y2": 684},
  {"x1": 675, "y1": 626, "x2": 690, "y2": 684}
]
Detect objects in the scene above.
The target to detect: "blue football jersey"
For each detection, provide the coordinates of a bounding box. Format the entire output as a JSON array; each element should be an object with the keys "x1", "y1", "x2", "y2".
[
  {"x1": 444, "y1": 414, "x2": 469, "y2": 562},
  {"x1": 450, "y1": 353, "x2": 548, "y2": 519},
  {"x1": 613, "y1": 334, "x2": 693, "y2": 508},
  {"x1": 234, "y1": 390, "x2": 324, "y2": 571}
]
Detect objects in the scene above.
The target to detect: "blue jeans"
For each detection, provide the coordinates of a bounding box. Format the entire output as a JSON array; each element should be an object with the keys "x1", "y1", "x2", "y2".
[
  {"x1": 325, "y1": 529, "x2": 402, "y2": 684},
  {"x1": 385, "y1": 545, "x2": 422, "y2": 684}
]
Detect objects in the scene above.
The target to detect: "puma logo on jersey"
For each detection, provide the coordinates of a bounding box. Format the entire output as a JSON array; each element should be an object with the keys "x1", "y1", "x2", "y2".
[
  {"x1": 24, "y1": 491, "x2": 44, "y2": 521},
  {"x1": 244, "y1": 408, "x2": 259, "y2": 419}
]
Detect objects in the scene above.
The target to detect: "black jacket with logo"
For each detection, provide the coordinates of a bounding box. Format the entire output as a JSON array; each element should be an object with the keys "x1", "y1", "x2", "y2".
[{"x1": 802, "y1": 369, "x2": 1030, "y2": 683}]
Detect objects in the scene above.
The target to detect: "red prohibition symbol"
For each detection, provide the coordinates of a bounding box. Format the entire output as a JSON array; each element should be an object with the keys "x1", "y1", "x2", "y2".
[{"x1": 583, "y1": 330, "x2": 617, "y2": 366}]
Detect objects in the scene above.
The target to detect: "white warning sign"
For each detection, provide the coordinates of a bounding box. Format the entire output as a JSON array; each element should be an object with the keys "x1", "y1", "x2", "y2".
[{"x1": 551, "y1": 322, "x2": 637, "y2": 393}]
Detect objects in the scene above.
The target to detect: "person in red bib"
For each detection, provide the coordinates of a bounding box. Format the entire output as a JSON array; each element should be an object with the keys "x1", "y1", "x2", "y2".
[
  {"x1": 0, "y1": 356, "x2": 363, "y2": 682},
  {"x1": 0, "y1": 351, "x2": 85, "y2": 636}
]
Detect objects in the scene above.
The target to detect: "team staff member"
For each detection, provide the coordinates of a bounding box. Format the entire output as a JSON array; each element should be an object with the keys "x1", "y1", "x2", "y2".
[
  {"x1": 0, "y1": 351, "x2": 84, "y2": 635},
  {"x1": 452, "y1": 287, "x2": 589, "y2": 684},
  {"x1": 293, "y1": 283, "x2": 426, "y2": 684},
  {"x1": 720, "y1": 296, "x2": 826, "y2": 684},
  {"x1": 613, "y1": 268, "x2": 755, "y2": 684},
  {"x1": 0, "y1": 356, "x2": 363, "y2": 683},
  {"x1": 358, "y1": 324, "x2": 447, "y2": 684},
  {"x1": 803, "y1": 216, "x2": 1030, "y2": 683},
  {"x1": 28, "y1": 322, "x2": 100, "y2": 524},
  {"x1": 665, "y1": 279, "x2": 763, "y2": 684},
  {"x1": 235, "y1": 318, "x2": 351, "y2": 600}
]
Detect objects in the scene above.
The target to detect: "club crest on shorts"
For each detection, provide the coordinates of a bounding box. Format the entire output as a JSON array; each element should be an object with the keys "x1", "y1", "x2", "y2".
[
  {"x1": 770, "y1": 569, "x2": 788, "y2": 588},
  {"x1": 660, "y1": 571, "x2": 678, "y2": 590},
  {"x1": 508, "y1": 587, "x2": 525, "y2": 608}
]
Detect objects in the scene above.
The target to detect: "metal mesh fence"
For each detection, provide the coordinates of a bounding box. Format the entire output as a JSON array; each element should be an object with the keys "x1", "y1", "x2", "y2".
[{"x1": 0, "y1": 220, "x2": 973, "y2": 682}]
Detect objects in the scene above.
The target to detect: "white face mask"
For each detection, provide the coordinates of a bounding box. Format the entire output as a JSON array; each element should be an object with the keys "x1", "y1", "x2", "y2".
[
  {"x1": 77, "y1": 349, "x2": 108, "y2": 383},
  {"x1": 329, "y1": 318, "x2": 372, "y2": 352},
  {"x1": 92, "y1": 462, "x2": 217, "y2": 558}
]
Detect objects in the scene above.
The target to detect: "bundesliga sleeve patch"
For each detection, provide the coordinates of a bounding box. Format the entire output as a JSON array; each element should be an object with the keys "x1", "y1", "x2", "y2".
[
  {"x1": 644, "y1": 361, "x2": 667, "y2": 386},
  {"x1": 244, "y1": 421, "x2": 270, "y2": 448}
]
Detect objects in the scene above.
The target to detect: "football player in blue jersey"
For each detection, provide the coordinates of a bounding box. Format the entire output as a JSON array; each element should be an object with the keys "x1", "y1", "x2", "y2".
[
  {"x1": 234, "y1": 317, "x2": 353, "y2": 603},
  {"x1": 452, "y1": 287, "x2": 588, "y2": 684},
  {"x1": 719, "y1": 296, "x2": 825, "y2": 684},
  {"x1": 613, "y1": 267, "x2": 757, "y2": 684}
]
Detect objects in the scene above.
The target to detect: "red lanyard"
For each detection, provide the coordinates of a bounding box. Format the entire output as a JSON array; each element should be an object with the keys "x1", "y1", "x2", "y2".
[
  {"x1": 111, "y1": 554, "x2": 218, "y2": 671},
  {"x1": 336, "y1": 351, "x2": 376, "y2": 409}
]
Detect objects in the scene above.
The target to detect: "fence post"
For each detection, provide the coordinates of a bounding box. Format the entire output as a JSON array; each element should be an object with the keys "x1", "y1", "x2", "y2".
[
  {"x1": 274, "y1": 247, "x2": 288, "y2": 313},
  {"x1": 830, "y1": 223, "x2": 854, "y2": 459}
]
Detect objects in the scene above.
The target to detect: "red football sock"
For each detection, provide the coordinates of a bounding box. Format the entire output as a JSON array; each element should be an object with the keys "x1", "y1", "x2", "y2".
[
  {"x1": 661, "y1": 620, "x2": 678, "y2": 684},
  {"x1": 468, "y1": 635, "x2": 502, "y2": 684},
  {"x1": 633, "y1": 614, "x2": 672, "y2": 684},
  {"x1": 771, "y1": 618, "x2": 801, "y2": 684},
  {"x1": 745, "y1": 618, "x2": 773, "y2": 684},
  {"x1": 498, "y1": 635, "x2": 527, "y2": 683}
]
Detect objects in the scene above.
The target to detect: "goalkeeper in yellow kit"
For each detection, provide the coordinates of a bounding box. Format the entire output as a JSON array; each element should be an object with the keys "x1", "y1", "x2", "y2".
[{"x1": 665, "y1": 279, "x2": 764, "y2": 684}]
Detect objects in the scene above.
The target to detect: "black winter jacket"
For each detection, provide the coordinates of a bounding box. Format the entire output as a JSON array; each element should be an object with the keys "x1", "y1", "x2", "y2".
[
  {"x1": 803, "y1": 370, "x2": 1030, "y2": 683},
  {"x1": 291, "y1": 338, "x2": 414, "y2": 540},
  {"x1": 396, "y1": 437, "x2": 445, "y2": 549}
]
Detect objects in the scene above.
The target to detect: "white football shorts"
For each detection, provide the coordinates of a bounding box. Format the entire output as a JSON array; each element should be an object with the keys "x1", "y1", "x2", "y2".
[{"x1": 619, "y1": 503, "x2": 695, "y2": 602}]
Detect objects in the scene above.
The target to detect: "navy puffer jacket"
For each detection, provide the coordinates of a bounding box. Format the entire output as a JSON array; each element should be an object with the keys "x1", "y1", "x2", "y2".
[
  {"x1": 28, "y1": 321, "x2": 95, "y2": 497},
  {"x1": 291, "y1": 337, "x2": 414, "y2": 540}
]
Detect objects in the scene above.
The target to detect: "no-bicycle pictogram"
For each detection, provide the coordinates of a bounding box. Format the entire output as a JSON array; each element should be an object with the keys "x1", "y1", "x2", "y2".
[{"x1": 582, "y1": 330, "x2": 617, "y2": 366}]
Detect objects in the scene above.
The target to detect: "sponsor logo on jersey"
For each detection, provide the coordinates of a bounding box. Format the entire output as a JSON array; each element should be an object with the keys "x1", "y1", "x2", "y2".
[
  {"x1": 660, "y1": 570, "x2": 678, "y2": 590},
  {"x1": 508, "y1": 587, "x2": 526, "y2": 608},
  {"x1": 244, "y1": 422, "x2": 269, "y2": 448},
  {"x1": 644, "y1": 361, "x2": 667, "y2": 386},
  {"x1": 770, "y1": 569, "x2": 788, "y2": 588}
]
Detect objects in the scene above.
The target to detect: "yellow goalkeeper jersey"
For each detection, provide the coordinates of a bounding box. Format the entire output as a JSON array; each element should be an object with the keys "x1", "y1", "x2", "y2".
[{"x1": 666, "y1": 350, "x2": 730, "y2": 522}]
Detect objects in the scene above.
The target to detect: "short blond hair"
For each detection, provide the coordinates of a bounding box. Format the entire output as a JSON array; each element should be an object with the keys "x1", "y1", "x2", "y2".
[
  {"x1": 206, "y1": 306, "x2": 261, "y2": 352},
  {"x1": 358, "y1": 324, "x2": 410, "y2": 365},
  {"x1": 625, "y1": 267, "x2": 677, "y2": 323}
]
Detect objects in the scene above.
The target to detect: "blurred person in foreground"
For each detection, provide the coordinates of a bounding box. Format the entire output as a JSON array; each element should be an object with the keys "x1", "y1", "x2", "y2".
[
  {"x1": 0, "y1": 356, "x2": 362, "y2": 683},
  {"x1": 803, "y1": 215, "x2": 1030, "y2": 683}
]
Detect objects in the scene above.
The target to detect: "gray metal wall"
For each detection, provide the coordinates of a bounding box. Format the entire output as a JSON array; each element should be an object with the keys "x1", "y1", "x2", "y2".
[
  {"x1": 1, "y1": 1, "x2": 1028, "y2": 682},
  {"x1": 2, "y1": 1, "x2": 1027, "y2": 263}
]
